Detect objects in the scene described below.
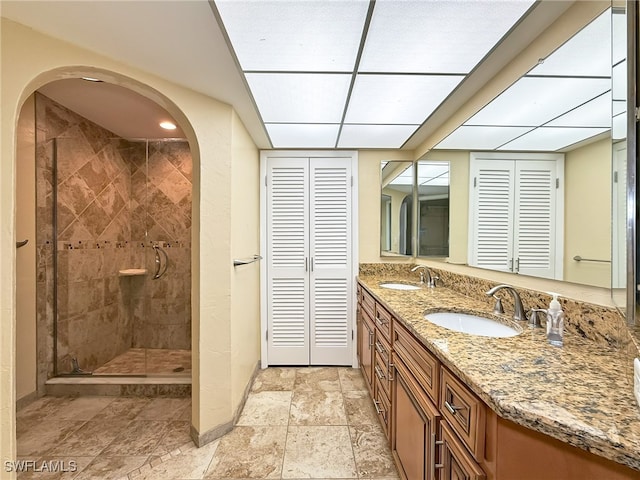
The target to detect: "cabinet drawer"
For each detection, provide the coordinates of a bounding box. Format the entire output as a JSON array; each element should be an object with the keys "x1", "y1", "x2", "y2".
[
  {"x1": 374, "y1": 302, "x2": 393, "y2": 342},
  {"x1": 440, "y1": 367, "x2": 486, "y2": 461},
  {"x1": 374, "y1": 381, "x2": 391, "y2": 441},
  {"x1": 393, "y1": 321, "x2": 439, "y2": 404},
  {"x1": 362, "y1": 288, "x2": 376, "y2": 318},
  {"x1": 440, "y1": 422, "x2": 486, "y2": 480}
]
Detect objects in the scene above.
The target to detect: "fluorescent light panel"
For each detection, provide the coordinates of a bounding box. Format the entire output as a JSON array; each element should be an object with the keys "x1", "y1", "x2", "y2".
[
  {"x1": 214, "y1": 0, "x2": 369, "y2": 72},
  {"x1": 612, "y1": 10, "x2": 627, "y2": 65},
  {"x1": 498, "y1": 127, "x2": 609, "y2": 151},
  {"x1": 345, "y1": 74, "x2": 464, "y2": 124},
  {"x1": 338, "y1": 124, "x2": 418, "y2": 149},
  {"x1": 435, "y1": 125, "x2": 533, "y2": 150},
  {"x1": 246, "y1": 73, "x2": 351, "y2": 123},
  {"x1": 466, "y1": 77, "x2": 610, "y2": 126},
  {"x1": 266, "y1": 124, "x2": 339, "y2": 149},
  {"x1": 359, "y1": 0, "x2": 535, "y2": 73}
]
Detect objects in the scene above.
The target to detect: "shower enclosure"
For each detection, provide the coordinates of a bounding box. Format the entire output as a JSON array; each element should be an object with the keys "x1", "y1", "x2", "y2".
[{"x1": 35, "y1": 93, "x2": 192, "y2": 379}]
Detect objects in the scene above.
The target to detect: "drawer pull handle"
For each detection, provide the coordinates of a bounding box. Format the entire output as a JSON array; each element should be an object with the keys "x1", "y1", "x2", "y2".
[
  {"x1": 373, "y1": 399, "x2": 382, "y2": 415},
  {"x1": 444, "y1": 400, "x2": 465, "y2": 415},
  {"x1": 430, "y1": 434, "x2": 444, "y2": 479},
  {"x1": 375, "y1": 365, "x2": 386, "y2": 381},
  {"x1": 368, "y1": 330, "x2": 375, "y2": 347},
  {"x1": 376, "y1": 316, "x2": 388, "y2": 326},
  {"x1": 375, "y1": 341, "x2": 386, "y2": 356},
  {"x1": 388, "y1": 362, "x2": 395, "y2": 381}
]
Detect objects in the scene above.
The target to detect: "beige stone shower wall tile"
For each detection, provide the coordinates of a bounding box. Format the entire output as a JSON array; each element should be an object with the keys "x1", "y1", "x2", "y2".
[
  {"x1": 158, "y1": 170, "x2": 191, "y2": 204},
  {"x1": 58, "y1": 172, "x2": 96, "y2": 216},
  {"x1": 78, "y1": 156, "x2": 110, "y2": 196}
]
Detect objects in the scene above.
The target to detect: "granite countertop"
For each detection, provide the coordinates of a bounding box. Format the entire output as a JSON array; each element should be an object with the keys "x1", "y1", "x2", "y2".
[{"x1": 358, "y1": 273, "x2": 640, "y2": 472}]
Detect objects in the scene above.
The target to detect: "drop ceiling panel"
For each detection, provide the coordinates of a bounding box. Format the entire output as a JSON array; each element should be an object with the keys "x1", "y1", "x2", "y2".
[
  {"x1": 466, "y1": 77, "x2": 611, "y2": 126},
  {"x1": 345, "y1": 74, "x2": 464, "y2": 124},
  {"x1": 436, "y1": 126, "x2": 533, "y2": 150},
  {"x1": 246, "y1": 73, "x2": 351, "y2": 123},
  {"x1": 214, "y1": 0, "x2": 370, "y2": 72},
  {"x1": 359, "y1": 0, "x2": 535, "y2": 73},
  {"x1": 498, "y1": 127, "x2": 609, "y2": 151},
  {"x1": 266, "y1": 124, "x2": 340, "y2": 149},
  {"x1": 418, "y1": 162, "x2": 450, "y2": 187},
  {"x1": 545, "y1": 93, "x2": 610, "y2": 128},
  {"x1": 338, "y1": 124, "x2": 418, "y2": 149},
  {"x1": 528, "y1": 10, "x2": 611, "y2": 77}
]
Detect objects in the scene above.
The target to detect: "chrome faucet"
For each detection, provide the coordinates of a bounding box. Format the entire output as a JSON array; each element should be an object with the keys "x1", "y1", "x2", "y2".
[
  {"x1": 485, "y1": 284, "x2": 526, "y2": 321},
  {"x1": 411, "y1": 265, "x2": 438, "y2": 288}
]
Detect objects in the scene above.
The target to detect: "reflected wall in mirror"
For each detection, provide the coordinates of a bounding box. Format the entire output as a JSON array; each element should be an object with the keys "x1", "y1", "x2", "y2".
[{"x1": 380, "y1": 161, "x2": 413, "y2": 256}]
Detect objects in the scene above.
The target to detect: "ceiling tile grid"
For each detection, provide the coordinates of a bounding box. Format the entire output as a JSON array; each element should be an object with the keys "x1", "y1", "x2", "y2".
[{"x1": 214, "y1": 0, "x2": 537, "y2": 149}]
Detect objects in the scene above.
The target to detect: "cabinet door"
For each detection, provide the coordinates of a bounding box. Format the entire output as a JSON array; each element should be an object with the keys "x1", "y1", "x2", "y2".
[
  {"x1": 440, "y1": 423, "x2": 486, "y2": 480},
  {"x1": 360, "y1": 308, "x2": 375, "y2": 391},
  {"x1": 392, "y1": 354, "x2": 441, "y2": 480}
]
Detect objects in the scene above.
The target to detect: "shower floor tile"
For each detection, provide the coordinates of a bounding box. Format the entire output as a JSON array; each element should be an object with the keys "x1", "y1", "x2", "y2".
[{"x1": 92, "y1": 348, "x2": 191, "y2": 376}]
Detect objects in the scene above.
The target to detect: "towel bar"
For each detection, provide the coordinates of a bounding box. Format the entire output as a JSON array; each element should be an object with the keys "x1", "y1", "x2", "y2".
[{"x1": 233, "y1": 255, "x2": 263, "y2": 266}]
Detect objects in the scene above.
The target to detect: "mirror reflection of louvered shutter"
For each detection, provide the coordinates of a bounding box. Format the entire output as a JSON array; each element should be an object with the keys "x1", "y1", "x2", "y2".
[
  {"x1": 469, "y1": 162, "x2": 515, "y2": 272},
  {"x1": 469, "y1": 153, "x2": 562, "y2": 280},
  {"x1": 514, "y1": 162, "x2": 557, "y2": 279},
  {"x1": 309, "y1": 158, "x2": 352, "y2": 365},
  {"x1": 266, "y1": 158, "x2": 310, "y2": 365}
]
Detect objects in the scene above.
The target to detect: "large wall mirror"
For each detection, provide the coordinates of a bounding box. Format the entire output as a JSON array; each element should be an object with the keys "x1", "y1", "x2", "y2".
[
  {"x1": 378, "y1": 5, "x2": 638, "y2": 325},
  {"x1": 380, "y1": 161, "x2": 450, "y2": 257},
  {"x1": 426, "y1": 6, "x2": 620, "y2": 291}
]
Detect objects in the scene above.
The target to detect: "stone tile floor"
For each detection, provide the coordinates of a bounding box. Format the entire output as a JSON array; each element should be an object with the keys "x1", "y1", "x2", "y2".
[{"x1": 15, "y1": 367, "x2": 398, "y2": 480}]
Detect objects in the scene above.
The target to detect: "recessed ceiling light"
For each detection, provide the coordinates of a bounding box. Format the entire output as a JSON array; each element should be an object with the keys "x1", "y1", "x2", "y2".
[
  {"x1": 81, "y1": 77, "x2": 102, "y2": 82},
  {"x1": 159, "y1": 121, "x2": 177, "y2": 130}
]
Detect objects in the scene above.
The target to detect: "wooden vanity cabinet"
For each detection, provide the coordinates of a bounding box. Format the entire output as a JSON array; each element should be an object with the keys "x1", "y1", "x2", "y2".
[{"x1": 356, "y1": 281, "x2": 640, "y2": 480}]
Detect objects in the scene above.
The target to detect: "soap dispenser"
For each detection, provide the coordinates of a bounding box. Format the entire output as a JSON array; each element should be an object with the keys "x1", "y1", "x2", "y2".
[{"x1": 546, "y1": 293, "x2": 565, "y2": 347}]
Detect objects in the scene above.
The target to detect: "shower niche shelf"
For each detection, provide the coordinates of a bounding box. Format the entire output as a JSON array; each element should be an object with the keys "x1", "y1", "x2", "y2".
[{"x1": 118, "y1": 268, "x2": 148, "y2": 277}]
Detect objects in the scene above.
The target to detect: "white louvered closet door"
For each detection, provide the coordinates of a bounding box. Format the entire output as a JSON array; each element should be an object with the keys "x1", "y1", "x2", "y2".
[
  {"x1": 513, "y1": 161, "x2": 557, "y2": 279},
  {"x1": 469, "y1": 161, "x2": 515, "y2": 272},
  {"x1": 309, "y1": 158, "x2": 352, "y2": 365},
  {"x1": 266, "y1": 158, "x2": 310, "y2": 365},
  {"x1": 265, "y1": 156, "x2": 353, "y2": 366}
]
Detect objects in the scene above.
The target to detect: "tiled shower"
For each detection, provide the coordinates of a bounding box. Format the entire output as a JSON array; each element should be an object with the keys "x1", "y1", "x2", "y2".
[{"x1": 35, "y1": 93, "x2": 192, "y2": 384}]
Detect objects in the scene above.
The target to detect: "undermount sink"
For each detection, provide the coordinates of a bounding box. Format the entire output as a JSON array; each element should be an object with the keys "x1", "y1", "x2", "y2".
[
  {"x1": 424, "y1": 312, "x2": 521, "y2": 338},
  {"x1": 379, "y1": 282, "x2": 421, "y2": 291}
]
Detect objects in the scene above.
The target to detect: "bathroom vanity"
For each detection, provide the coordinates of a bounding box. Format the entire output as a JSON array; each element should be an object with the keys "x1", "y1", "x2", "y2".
[{"x1": 357, "y1": 269, "x2": 640, "y2": 480}]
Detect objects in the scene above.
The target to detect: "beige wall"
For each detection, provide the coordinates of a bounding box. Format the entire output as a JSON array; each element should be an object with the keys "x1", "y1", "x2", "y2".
[
  {"x1": 230, "y1": 111, "x2": 261, "y2": 410},
  {"x1": 564, "y1": 137, "x2": 611, "y2": 287},
  {"x1": 1, "y1": 18, "x2": 260, "y2": 467},
  {"x1": 15, "y1": 95, "x2": 37, "y2": 401}
]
